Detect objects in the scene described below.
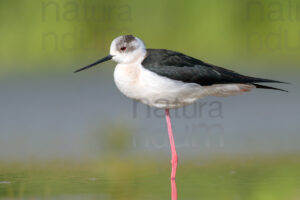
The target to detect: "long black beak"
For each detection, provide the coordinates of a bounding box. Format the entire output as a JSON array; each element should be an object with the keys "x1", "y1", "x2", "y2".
[{"x1": 74, "y1": 55, "x2": 113, "y2": 73}]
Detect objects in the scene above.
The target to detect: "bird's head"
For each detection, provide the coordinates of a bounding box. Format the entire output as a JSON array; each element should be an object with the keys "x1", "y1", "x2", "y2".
[
  {"x1": 74, "y1": 35, "x2": 146, "y2": 73},
  {"x1": 110, "y1": 35, "x2": 146, "y2": 64}
]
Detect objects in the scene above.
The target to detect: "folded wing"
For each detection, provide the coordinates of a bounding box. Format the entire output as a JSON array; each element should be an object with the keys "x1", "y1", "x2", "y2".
[{"x1": 142, "y1": 49, "x2": 287, "y2": 91}]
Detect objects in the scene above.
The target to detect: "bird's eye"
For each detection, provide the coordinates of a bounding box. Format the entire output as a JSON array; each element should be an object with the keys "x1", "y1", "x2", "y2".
[{"x1": 120, "y1": 47, "x2": 126, "y2": 51}]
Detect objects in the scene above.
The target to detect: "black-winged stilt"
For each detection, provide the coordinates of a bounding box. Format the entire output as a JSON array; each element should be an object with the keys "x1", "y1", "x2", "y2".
[{"x1": 74, "y1": 35, "x2": 287, "y2": 180}]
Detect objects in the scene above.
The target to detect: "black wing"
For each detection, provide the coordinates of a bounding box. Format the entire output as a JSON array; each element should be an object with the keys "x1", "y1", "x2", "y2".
[{"x1": 142, "y1": 49, "x2": 286, "y2": 86}]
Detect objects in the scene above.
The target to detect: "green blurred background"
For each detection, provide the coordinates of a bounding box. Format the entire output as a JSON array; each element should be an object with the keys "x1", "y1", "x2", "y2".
[
  {"x1": 0, "y1": 0, "x2": 300, "y2": 199},
  {"x1": 1, "y1": 0, "x2": 300, "y2": 76}
]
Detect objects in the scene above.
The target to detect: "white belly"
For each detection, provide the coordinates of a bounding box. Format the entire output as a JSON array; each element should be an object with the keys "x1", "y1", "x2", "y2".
[{"x1": 113, "y1": 63, "x2": 205, "y2": 108}]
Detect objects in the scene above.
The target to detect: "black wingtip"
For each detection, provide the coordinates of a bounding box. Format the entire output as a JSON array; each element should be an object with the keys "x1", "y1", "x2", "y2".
[
  {"x1": 271, "y1": 80, "x2": 290, "y2": 85},
  {"x1": 255, "y1": 77, "x2": 291, "y2": 85},
  {"x1": 253, "y1": 84, "x2": 288, "y2": 92}
]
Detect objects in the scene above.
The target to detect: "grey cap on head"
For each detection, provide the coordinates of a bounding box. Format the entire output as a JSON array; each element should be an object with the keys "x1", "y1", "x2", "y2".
[
  {"x1": 123, "y1": 35, "x2": 135, "y2": 43},
  {"x1": 115, "y1": 35, "x2": 138, "y2": 52}
]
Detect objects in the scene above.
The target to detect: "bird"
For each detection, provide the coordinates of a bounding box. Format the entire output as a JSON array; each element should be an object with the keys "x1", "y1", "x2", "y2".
[{"x1": 74, "y1": 35, "x2": 287, "y2": 180}]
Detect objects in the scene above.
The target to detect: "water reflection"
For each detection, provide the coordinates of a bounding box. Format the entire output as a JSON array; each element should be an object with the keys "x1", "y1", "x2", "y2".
[
  {"x1": 1, "y1": 157, "x2": 300, "y2": 199},
  {"x1": 171, "y1": 179, "x2": 178, "y2": 200}
]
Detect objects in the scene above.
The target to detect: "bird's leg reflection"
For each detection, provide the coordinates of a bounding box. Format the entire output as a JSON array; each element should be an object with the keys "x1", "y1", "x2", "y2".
[{"x1": 171, "y1": 179, "x2": 178, "y2": 200}]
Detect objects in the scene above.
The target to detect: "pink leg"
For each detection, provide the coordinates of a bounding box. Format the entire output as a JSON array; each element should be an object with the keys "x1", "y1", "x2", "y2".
[{"x1": 165, "y1": 109, "x2": 178, "y2": 180}]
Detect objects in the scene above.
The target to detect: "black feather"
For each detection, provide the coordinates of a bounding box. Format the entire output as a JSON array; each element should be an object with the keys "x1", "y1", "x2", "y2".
[
  {"x1": 142, "y1": 49, "x2": 287, "y2": 86},
  {"x1": 253, "y1": 84, "x2": 288, "y2": 92}
]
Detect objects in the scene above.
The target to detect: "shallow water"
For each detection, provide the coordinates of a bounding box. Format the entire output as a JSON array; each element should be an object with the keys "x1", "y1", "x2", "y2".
[{"x1": 1, "y1": 157, "x2": 300, "y2": 200}]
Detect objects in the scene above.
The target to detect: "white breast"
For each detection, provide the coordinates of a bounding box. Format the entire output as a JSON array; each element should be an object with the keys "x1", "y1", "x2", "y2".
[
  {"x1": 114, "y1": 63, "x2": 142, "y2": 100},
  {"x1": 114, "y1": 63, "x2": 206, "y2": 108}
]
